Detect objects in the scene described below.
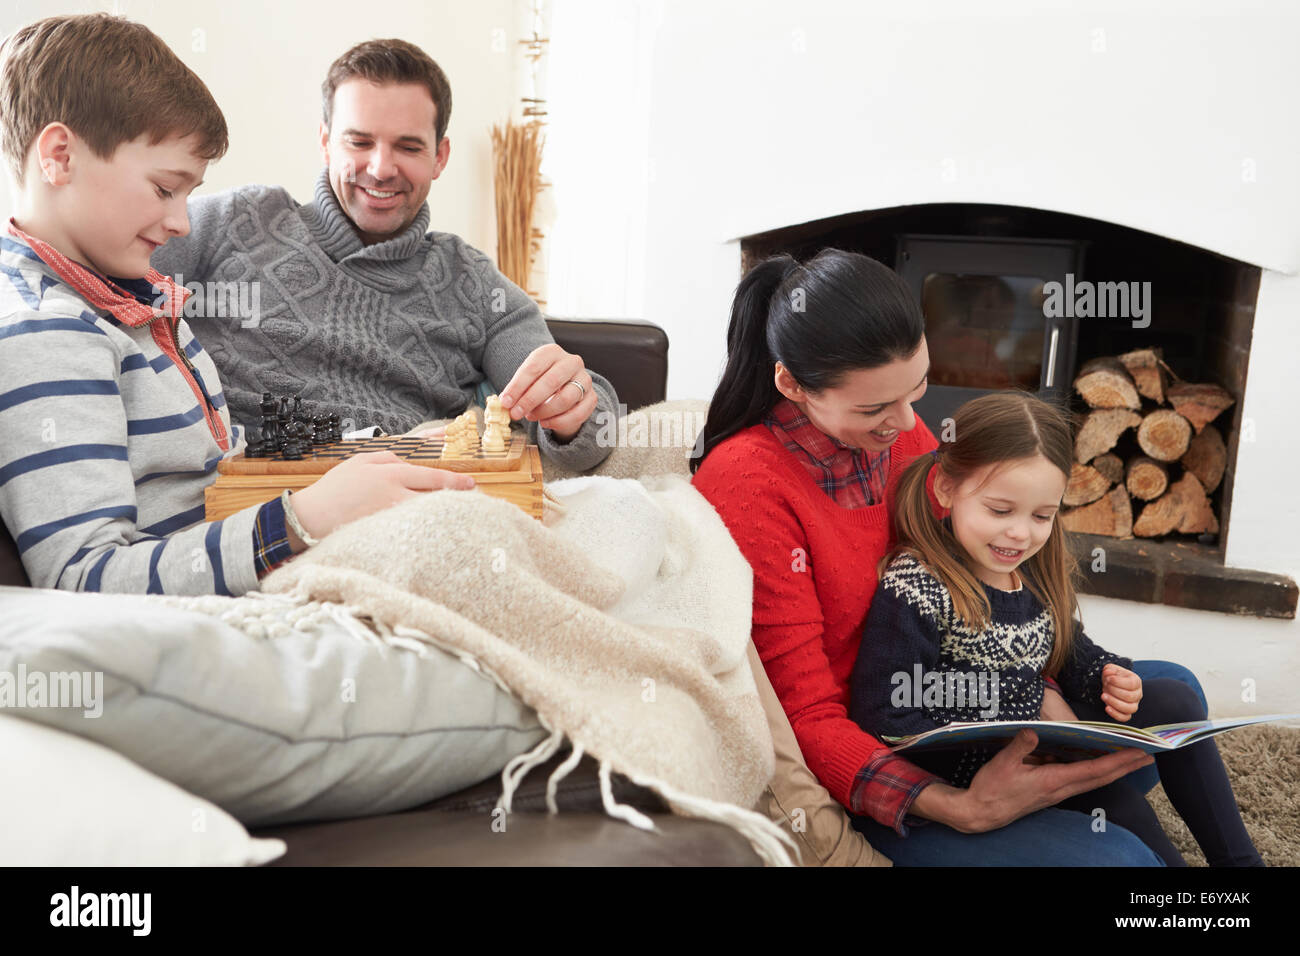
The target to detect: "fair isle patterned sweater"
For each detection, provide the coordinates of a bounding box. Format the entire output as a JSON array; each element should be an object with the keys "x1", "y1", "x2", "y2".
[{"x1": 849, "y1": 550, "x2": 1132, "y2": 787}]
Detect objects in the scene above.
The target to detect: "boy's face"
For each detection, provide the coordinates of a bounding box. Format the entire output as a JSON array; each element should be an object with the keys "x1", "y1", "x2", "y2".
[
  {"x1": 45, "y1": 131, "x2": 206, "y2": 279},
  {"x1": 319, "y1": 79, "x2": 450, "y2": 245}
]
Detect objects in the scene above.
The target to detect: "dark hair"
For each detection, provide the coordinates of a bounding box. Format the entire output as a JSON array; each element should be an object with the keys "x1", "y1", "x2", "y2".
[
  {"x1": 0, "y1": 13, "x2": 228, "y2": 187},
  {"x1": 882, "y1": 390, "x2": 1083, "y2": 677},
  {"x1": 322, "y1": 39, "x2": 452, "y2": 144},
  {"x1": 691, "y1": 248, "x2": 926, "y2": 473}
]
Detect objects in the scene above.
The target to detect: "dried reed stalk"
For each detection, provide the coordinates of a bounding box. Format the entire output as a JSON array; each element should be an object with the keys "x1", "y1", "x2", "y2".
[{"x1": 491, "y1": 120, "x2": 545, "y2": 295}]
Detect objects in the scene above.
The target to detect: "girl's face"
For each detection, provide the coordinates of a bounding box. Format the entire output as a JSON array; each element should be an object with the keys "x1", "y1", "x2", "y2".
[
  {"x1": 933, "y1": 454, "x2": 1066, "y2": 590},
  {"x1": 773, "y1": 340, "x2": 930, "y2": 454}
]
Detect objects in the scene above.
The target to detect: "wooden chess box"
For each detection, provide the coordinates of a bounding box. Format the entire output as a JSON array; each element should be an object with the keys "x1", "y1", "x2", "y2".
[{"x1": 204, "y1": 433, "x2": 544, "y2": 522}]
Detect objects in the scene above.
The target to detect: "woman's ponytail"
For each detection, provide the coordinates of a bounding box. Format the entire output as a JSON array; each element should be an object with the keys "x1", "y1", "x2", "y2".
[{"x1": 690, "y1": 255, "x2": 798, "y2": 472}]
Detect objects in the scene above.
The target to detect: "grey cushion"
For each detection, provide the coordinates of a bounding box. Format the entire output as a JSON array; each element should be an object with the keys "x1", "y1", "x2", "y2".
[{"x1": 0, "y1": 586, "x2": 548, "y2": 826}]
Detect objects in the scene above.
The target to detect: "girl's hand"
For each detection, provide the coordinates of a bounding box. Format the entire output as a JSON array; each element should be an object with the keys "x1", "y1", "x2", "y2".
[
  {"x1": 1040, "y1": 684, "x2": 1079, "y2": 722},
  {"x1": 1100, "y1": 664, "x2": 1143, "y2": 723}
]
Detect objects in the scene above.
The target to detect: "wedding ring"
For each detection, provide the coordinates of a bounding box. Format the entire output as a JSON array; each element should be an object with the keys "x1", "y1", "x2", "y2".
[{"x1": 565, "y1": 380, "x2": 586, "y2": 399}]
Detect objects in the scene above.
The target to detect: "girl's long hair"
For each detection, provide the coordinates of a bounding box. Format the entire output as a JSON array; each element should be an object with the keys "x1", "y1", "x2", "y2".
[
  {"x1": 690, "y1": 248, "x2": 926, "y2": 473},
  {"x1": 881, "y1": 390, "x2": 1083, "y2": 678}
]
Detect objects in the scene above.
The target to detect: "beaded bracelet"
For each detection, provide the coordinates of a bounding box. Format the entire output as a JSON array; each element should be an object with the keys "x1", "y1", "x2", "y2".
[{"x1": 281, "y1": 489, "x2": 320, "y2": 548}]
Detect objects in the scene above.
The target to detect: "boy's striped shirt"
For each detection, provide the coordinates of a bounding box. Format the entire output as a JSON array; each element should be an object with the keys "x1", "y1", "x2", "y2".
[{"x1": 0, "y1": 226, "x2": 291, "y2": 594}]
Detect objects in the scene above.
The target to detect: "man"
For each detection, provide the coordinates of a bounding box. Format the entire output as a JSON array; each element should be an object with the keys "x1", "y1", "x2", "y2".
[{"x1": 152, "y1": 38, "x2": 616, "y2": 471}]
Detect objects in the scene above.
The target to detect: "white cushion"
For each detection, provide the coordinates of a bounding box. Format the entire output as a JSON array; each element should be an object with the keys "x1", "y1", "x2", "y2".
[
  {"x1": 0, "y1": 714, "x2": 286, "y2": 865},
  {"x1": 0, "y1": 586, "x2": 547, "y2": 827}
]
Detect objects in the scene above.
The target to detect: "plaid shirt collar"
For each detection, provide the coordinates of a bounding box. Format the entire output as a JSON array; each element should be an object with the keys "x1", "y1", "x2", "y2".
[
  {"x1": 766, "y1": 397, "x2": 866, "y2": 463},
  {"x1": 7, "y1": 219, "x2": 188, "y2": 327},
  {"x1": 764, "y1": 397, "x2": 891, "y2": 508}
]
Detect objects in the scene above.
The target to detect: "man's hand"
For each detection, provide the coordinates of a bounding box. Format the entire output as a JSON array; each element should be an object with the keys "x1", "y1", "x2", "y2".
[
  {"x1": 500, "y1": 343, "x2": 598, "y2": 441},
  {"x1": 1101, "y1": 663, "x2": 1143, "y2": 723}
]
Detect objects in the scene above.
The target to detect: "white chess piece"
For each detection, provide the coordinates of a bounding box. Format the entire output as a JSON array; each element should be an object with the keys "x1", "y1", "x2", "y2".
[{"x1": 482, "y1": 422, "x2": 506, "y2": 453}]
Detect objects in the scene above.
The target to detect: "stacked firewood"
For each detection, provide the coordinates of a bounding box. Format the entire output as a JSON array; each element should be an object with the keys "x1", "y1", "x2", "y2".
[{"x1": 1060, "y1": 348, "x2": 1233, "y2": 539}]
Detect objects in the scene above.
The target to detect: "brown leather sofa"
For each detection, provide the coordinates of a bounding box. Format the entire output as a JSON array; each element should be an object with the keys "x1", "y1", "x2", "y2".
[{"x1": 0, "y1": 319, "x2": 766, "y2": 866}]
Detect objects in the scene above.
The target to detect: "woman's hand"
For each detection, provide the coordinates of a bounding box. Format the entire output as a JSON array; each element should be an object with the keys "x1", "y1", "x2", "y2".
[
  {"x1": 1040, "y1": 684, "x2": 1079, "y2": 722},
  {"x1": 286, "y1": 451, "x2": 475, "y2": 549},
  {"x1": 1101, "y1": 664, "x2": 1143, "y2": 722},
  {"x1": 910, "y1": 730, "x2": 1154, "y2": 834}
]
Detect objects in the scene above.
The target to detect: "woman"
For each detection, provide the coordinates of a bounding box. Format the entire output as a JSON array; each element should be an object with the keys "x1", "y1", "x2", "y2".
[{"x1": 690, "y1": 248, "x2": 1206, "y2": 865}]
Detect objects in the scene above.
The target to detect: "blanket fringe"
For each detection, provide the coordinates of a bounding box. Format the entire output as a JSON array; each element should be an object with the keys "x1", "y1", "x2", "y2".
[
  {"x1": 599, "y1": 760, "x2": 657, "y2": 832},
  {"x1": 496, "y1": 726, "x2": 565, "y2": 814},
  {"x1": 288, "y1": 598, "x2": 799, "y2": 866},
  {"x1": 617, "y1": 769, "x2": 802, "y2": 868},
  {"x1": 546, "y1": 742, "x2": 584, "y2": 813}
]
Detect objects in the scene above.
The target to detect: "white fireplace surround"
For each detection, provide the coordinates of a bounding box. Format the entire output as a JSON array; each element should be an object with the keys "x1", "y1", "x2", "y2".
[{"x1": 547, "y1": 0, "x2": 1300, "y2": 711}]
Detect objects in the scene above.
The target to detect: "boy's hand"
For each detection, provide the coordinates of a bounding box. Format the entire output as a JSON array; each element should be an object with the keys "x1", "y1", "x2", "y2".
[
  {"x1": 1100, "y1": 664, "x2": 1143, "y2": 722},
  {"x1": 1039, "y1": 684, "x2": 1079, "y2": 722},
  {"x1": 287, "y1": 451, "x2": 474, "y2": 547}
]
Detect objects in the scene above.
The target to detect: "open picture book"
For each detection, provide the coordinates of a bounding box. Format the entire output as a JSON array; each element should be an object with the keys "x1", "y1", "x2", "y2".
[{"x1": 882, "y1": 713, "x2": 1300, "y2": 758}]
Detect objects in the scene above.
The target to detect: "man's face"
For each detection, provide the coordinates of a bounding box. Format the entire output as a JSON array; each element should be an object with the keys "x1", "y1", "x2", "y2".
[
  {"x1": 48, "y1": 131, "x2": 205, "y2": 279},
  {"x1": 320, "y1": 79, "x2": 450, "y2": 244}
]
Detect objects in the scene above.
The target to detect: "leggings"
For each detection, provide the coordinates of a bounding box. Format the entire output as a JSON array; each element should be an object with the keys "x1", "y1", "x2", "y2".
[{"x1": 1057, "y1": 677, "x2": 1263, "y2": 867}]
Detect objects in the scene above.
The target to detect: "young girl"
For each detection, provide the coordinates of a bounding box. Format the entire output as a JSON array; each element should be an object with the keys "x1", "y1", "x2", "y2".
[{"x1": 849, "y1": 389, "x2": 1263, "y2": 867}]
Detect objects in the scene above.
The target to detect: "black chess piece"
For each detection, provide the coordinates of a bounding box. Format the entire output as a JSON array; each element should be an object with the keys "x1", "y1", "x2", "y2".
[
  {"x1": 280, "y1": 419, "x2": 307, "y2": 460},
  {"x1": 253, "y1": 392, "x2": 279, "y2": 458},
  {"x1": 277, "y1": 396, "x2": 292, "y2": 451},
  {"x1": 313, "y1": 415, "x2": 330, "y2": 446},
  {"x1": 328, "y1": 413, "x2": 342, "y2": 442}
]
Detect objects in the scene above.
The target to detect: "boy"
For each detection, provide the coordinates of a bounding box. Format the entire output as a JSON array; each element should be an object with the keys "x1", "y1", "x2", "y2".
[{"x1": 0, "y1": 14, "x2": 471, "y2": 595}]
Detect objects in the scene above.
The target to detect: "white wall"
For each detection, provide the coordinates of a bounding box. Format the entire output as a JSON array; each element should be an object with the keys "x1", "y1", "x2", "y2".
[
  {"x1": 639, "y1": 0, "x2": 1300, "y2": 400},
  {"x1": 1, "y1": 0, "x2": 524, "y2": 255}
]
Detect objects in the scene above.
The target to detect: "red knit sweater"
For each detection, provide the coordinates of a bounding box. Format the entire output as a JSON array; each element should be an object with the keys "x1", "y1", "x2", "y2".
[{"x1": 692, "y1": 418, "x2": 941, "y2": 812}]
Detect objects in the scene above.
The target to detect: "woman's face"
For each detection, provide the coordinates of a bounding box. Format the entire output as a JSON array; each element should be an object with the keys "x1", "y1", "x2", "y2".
[{"x1": 774, "y1": 339, "x2": 930, "y2": 454}]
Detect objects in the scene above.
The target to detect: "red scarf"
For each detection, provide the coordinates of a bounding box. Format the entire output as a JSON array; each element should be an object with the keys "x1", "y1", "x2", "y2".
[
  {"x1": 7, "y1": 219, "x2": 188, "y2": 326},
  {"x1": 7, "y1": 219, "x2": 230, "y2": 449}
]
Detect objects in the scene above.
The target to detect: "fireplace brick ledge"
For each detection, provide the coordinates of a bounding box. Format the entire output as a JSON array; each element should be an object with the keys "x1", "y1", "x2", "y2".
[{"x1": 1066, "y1": 534, "x2": 1297, "y2": 620}]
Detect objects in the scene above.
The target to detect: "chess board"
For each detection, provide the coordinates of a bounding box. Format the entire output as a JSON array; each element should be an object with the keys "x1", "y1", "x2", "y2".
[
  {"x1": 219, "y1": 432, "x2": 527, "y2": 475},
  {"x1": 205, "y1": 433, "x2": 543, "y2": 522}
]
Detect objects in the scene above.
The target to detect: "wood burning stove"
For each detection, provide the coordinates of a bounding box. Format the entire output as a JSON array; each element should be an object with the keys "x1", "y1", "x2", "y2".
[{"x1": 895, "y1": 234, "x2": 1086, "y2": 431}]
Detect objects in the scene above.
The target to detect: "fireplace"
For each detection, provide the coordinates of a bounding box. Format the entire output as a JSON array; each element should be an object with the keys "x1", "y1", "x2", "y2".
[{"x1": 741, "y1": 203, "x2": 1296, "y2": 619}]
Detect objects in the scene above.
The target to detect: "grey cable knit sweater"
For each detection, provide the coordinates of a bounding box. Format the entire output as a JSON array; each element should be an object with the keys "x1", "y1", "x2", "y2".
[{"x1": 151, "y1": 170, "x2": 617, "y2": 470}]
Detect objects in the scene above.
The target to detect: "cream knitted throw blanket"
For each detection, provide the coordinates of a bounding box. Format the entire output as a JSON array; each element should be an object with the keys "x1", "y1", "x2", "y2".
[{"x1": 261, "y1": 473, "x2": 797, "y2": 866}]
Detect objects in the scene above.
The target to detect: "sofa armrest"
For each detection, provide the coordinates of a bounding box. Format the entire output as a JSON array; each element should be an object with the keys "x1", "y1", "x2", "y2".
[{"x1": 545, "y1": 318, "x2": 668, "y2": 412}]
